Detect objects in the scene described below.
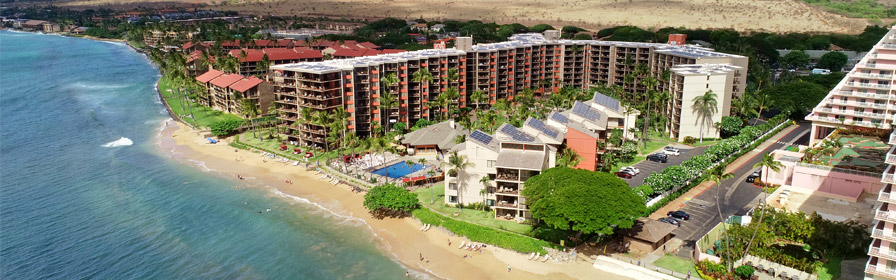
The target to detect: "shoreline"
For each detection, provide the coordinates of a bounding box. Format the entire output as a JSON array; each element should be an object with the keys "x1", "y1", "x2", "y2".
[{"x1": 158, "y1": 122, "x2": 619, "y2": 279}]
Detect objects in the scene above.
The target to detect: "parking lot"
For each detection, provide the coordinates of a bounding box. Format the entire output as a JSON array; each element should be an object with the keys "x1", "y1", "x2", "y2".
[{"x1": 621, "y1": 144, "x2": 709, "y2": 188}]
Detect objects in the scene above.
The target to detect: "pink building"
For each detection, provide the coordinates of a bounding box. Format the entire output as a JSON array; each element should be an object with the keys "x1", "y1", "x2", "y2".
[
  {"x1": 867, "y1": 130, "x2": 896, "y2": 280},
  {"x1": 766, "y1": 149, "x2": 884, "y2": 202}
]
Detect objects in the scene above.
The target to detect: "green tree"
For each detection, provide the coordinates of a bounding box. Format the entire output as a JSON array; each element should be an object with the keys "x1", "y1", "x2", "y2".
[
  {"x1": 522, "y1": 168, "x2": 645, "y2": 236},
  {"x1": 442, "y1": 150, "x2": 474, "y2": 208},
  {"x1": 256, "y1": 54, "x2": 271, "y2": 78},
  {"x1": 766, "y1": 81, "x2": 827, "y2": 119},
  {"x1": 708, "y1": 166, "x2": 735, "y2": 272},
  {"x1": 363, "y1": 183, "x2": 419, "y2": 217},
  {"x1": 692, "y1": 90, "x2": 719, "y2": 143},
  {"x1": 718, "y1": 116, "x2": 743, "y2": 138},
  {"x1": 817, "y1": 51, "x2": 848, "y2": 71},
  {"x1": 380, "y1": 88, "x2": 398, "y2": 131},
  {"x1": 556, "y1": 147, "x2": 581, "y2": 168},
  {"x1": 470, "y1": 89, "x2": 487, "y2": 110},
  {"x1": 411, "y1": 68, "x2": 434, "y2": 120},
  {"x1": 478, "y1": 175, "x2": 492, "y2": 211},
  {"x1": 782, "y1": 50, "x2": 810, "y2": 69},
  {"x1": 240, "y1": 99, "x2": 260, "y2": 139},
  {"x1": 210, "y1": 119, "x2": 244, "y2": 136},
  {"x1": 572, "y1": 33, "x2": 592, "y2": 40}
]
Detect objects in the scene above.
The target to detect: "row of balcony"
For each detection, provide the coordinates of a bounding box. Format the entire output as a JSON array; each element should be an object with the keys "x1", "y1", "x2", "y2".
[
  {"x1": 846, "y1": 81, "x2": 892, "y2": 90},
  {"x1": 826, "y1": 98, "x2": 891, "y2": 109},
  {"x1": 836, "y1": 90, "x2": 890, "y2": 99},
  {"x1": 851, "y1": 72, "x2": 893, "y2": 80},
  {"x1": 816, "y1": 107, "x2": 887, "y2": 119}
]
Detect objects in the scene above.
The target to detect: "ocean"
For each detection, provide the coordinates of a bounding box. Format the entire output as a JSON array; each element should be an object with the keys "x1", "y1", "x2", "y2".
[{"x1": 0, "y1": 31, "x2": 409, "y2": 279}]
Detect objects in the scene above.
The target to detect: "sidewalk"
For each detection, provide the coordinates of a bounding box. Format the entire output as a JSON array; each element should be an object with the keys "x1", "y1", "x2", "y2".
[{"x1": 647, "y1": 124, "x2": 800, "y2": 220}]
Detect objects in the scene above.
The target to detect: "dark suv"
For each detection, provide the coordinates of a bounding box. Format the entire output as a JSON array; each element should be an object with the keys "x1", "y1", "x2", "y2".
[
  {"x1": 647, "y1": 153, "x2": 668, "y2": 163},
  {"x1": 746, "y1": 170, "x2": 761, "y2": 183},
  {"x1": 667, "y1": 210, "x2": 690, "y2": 220}
]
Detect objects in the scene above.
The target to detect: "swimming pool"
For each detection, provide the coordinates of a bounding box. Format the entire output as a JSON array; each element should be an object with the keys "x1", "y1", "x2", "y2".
[{"x1": 371, "y1": 161, "x2": 427, "y2": 178}]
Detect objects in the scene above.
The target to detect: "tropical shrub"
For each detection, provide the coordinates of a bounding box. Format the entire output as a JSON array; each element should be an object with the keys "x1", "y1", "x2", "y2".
[
  {"x1": 719, "y1": 116, "x2": 744, "y2": 138},
  {"x1": 210, "y1": 119, "x2": 244, "y2": 136},
  {"x1": 363, "y1": 183, "x2": 419, "y2": 217},
  {"x1": 735, "y1": 265, "x2": 754, "y2": 279}
]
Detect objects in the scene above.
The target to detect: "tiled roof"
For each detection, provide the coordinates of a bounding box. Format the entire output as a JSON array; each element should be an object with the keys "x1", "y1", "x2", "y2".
[
  {"x1": 620, "y1": 218, "x2": 678, "y2": 243},
  {"x1": 195, "y1": 69, "x2": 225, "y2": 83},
  {"x1": 401, "y1": 121, "x2": 468, "y2": 150},
  {"x1": 358, "y1": 42, "x2": 379, "y2": 49},
  {"x1": 229, "y1": 49, "x2": 265, "y2": 62},
  {"x1": 229, "y1": 76, "x2": 264, "y2": 93},
  {"x1": 496, "y1": 149, "x2": 546, "y2": 170},
  {"x1": 185, "y1": 50, "x2": 203, "y2": 63},
  {"x1": 209, "y1": 73, "x2": 244, "y2": 88}
]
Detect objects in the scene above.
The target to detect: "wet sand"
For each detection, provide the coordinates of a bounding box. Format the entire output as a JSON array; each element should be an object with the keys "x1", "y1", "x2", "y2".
[{"x1": 158, "y1": 122, "x2": 627, "y2": 279}]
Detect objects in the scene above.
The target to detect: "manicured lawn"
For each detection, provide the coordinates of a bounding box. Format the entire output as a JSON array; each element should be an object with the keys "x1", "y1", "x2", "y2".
[
  {"x1": 653, "y1": 254, "x2": 698, "y2": 276},
  {"x1": 688, "y1": 138, "x2": 723, "y2": 147},
  {"x1": 158, "y1": 75, "x2": 242, "y2": 128},
  {"x1": 412, "y1": 184, "x2": 533, "y2": 234},
  {"x1": 816, "y1": 255, "x2": 842, "y2": 280}
]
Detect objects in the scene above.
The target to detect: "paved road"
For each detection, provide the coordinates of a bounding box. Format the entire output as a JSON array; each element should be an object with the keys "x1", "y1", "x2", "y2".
[
  {"x1": 623, "y1": 145, "x2": 709, "y2": 188},
  {"x1": 668, "y1": 123, "x2": 811, "y2": 248}
]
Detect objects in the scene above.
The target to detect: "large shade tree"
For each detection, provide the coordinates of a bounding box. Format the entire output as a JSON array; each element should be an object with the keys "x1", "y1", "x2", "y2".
[{"x1": 522, "y1": 168, "x2": 645, "y2": 236}]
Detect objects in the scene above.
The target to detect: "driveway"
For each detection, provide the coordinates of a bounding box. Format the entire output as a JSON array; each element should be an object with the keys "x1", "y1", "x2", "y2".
[
  {"x1": 622, "y1": 144, "x2": 709, "y2": 188},
  {"x1": 669, "y1": 123, "x2": 811, "y2": 243}
]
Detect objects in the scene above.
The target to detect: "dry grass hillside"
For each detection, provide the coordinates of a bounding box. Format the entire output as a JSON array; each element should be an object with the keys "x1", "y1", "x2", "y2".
[{"x1": 60, "y1": 0, "x2": 874, "y2": 33}]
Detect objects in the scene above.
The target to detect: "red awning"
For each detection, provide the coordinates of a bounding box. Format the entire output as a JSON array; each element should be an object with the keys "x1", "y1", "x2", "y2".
[{"x1": 402, "y1": 178, "x2": 411, "y2": 183}]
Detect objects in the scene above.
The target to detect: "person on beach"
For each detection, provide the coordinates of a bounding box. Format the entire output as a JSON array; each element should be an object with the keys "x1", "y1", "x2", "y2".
[
  {"x1": 419, "y1": 253, "x2": 423, "y2": 261},
  {"x1": 447, "y1": 239, "x2": 451, "y2": 246},
  {"x1": 405, "y1": 271, "x2": 409, "y2": 278},
  {"x1": 507, "y1": 265, "x2": 511, "y2": 272}
]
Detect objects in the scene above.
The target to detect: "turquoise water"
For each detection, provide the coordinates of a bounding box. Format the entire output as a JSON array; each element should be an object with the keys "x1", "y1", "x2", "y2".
[
  {"x1": 0, "y1": 31, "x2": 410, "y2": 279},
  {"x1": 372, "y1": 161, "x2": 427, "y2": 178}
]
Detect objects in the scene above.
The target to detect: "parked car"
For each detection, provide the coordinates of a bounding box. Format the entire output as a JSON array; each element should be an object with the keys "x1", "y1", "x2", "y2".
[
  {"x1": 662, "y1": 146, "x2": 681, "y2": 156},
  {"x1": 620, "y1": 166, "x2": 640, "y2": 175},
  {"x1": 667, "y1": 211, "x2": 690, "y2": 220},
  {"x1": 746, "y1": 169, "x2": 761, "y2": 183},
  {"x1": 659, "y1": 217, "x2": 681, "y2": 226},
  {"x1": 615, "y1": 170, "x2": 635, "y2": 179},
  {"x1": 647, "y1": 153, "x2": 668, "y2": 163}
]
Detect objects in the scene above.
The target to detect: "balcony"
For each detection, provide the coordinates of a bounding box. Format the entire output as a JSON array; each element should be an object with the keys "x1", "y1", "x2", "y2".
[
  {"x1": 876, "y1": 208, "x2": 896, "y2": 223},
  {"x1": 883, "y1": 165, "x2": 895, "y2": 184},
  {"x1": 865, "y1": 263, "x2": 896, "y2": 278},
  {"x1": 889, "y1": 130, "x2": 896, "y2": 145},
  {"x1": 873, "y1": 228, "x2": 896, "y2": 243},
  {"x1": 847, "y1": 81, "x2": 892, "y2": 90},
  {"x1": 852, "y1": 72, "x2": 893, "y2": 80}
]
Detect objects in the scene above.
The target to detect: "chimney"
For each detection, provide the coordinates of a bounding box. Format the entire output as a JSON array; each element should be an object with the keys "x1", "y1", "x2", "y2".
[
  {"x1": 544, "y1": 30, "x2": 561, "y2": 41},
  {"x1": 455, "y1": 37, "x2": 473, "y2": 52},
  {"x1": 668, "y1": 34, "x2": 687, "y2": 46}
]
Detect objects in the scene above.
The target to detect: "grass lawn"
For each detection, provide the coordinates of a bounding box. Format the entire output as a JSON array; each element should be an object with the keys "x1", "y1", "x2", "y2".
[
  {"x1": 158, "y1": 75, "x2": 242, "y2": 129},
  {"x1": 653, "y1": 254, "x2": 698, "y2": 276},
  {"x1": 689, "y1": 138, "x2": 723, "y2": 147},
  {"x1": 412, "y1": 184, "x2": 533, "y2": 234},
  {"x1": 816, "y1": 255, "x2": 842, "y2": 280}
]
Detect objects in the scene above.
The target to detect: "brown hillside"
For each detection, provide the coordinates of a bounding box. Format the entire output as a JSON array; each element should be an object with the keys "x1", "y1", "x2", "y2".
[{"x1": 58, "y1": 0, "x2": 873, "y2": 34}]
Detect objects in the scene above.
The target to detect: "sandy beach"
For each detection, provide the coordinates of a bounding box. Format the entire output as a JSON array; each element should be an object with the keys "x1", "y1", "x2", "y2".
[{"x1": 158, "y1": 121, "x2": 627, "y2": 279}]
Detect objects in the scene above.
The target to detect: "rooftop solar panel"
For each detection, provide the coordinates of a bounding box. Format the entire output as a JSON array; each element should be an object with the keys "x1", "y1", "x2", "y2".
[
  {"x1": 549, "y1": 112, "x2": 569, "y2": 124},
  {"x1": 525, "y1": 118, "x2": 560, "y2": 139},
  {"x1": 469, "y1": 130, "x2": 494, "y2": 146},
  {"x1": 572, "y1": 102, "x2": 602, "y2": 122},
  {"x1": 592, "y1": 92, "x2": 621, "y2": 112},
  {"x1": 499, "y1": 124, "x2": 536, "y2": 143}
]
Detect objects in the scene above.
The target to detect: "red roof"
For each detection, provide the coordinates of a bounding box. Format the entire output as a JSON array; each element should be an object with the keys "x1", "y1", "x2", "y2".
[
  {"x1": 275, "y1": 39, "x2": 293, "y2": 47},
  {"x1": 229, "y1": 49, "x2": 265, "y2": 62},
  {"x1": 263, "y1": 48, "x2": 302, "y2": 61},
  {"x1": 253, "y1": 39, "x2": 273, "y2": 47},
  {"x1": 333, "y1": 48, "x2": 366, "y2": 57},
  {"x1": 357, "y1": 42, "x2": 379, "y2": 49},
  {"x1": 221, "y1": 40, "x2": 241, "y2": 47},
  {"x1": 186, "y1": 50, "x2": 203, "y2": 63},
  {"x1": 229, "y1": 76, "x2": 264, "y2": 93},
  {"x1": 293, "y1": 46, "x2": 313, "y2": 52},
  {"x1": 296, "y1": 49, "x2": 322, "y2": 59},
  {"x1": 380, "y1": 49, "x2": 406, "y2": 54},
  {"x1": 195, "y1": 69, "x2": 225, "y2": 83},
  {"x1": 209, "y1": 74, "x2": 244, "y2": 88}
]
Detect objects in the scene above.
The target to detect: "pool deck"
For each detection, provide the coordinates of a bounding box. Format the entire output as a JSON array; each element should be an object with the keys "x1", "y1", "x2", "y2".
[{"x1": 362, "y1": 155, "x2": 442, "y2": 181}]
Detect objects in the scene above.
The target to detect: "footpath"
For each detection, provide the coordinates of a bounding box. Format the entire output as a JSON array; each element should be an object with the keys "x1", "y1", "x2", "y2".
[{"x1": 647, "y1": 124, "x2": 800, "y2": 220}]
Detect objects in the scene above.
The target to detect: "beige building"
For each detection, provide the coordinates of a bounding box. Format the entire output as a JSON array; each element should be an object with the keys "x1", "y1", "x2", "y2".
[
  {"x1": 668, "y1": 64, "x2": 742, "y2": 141},
  {"x1": 866, "y1": 129, "x2": 896, "y2": 280}
]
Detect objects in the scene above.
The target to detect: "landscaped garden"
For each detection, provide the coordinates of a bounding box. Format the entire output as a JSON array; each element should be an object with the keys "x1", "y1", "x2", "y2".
[
  {"x1": 157, "y1": 75, "x2": 243, "y2": 129},
  {"x1": 700, "y1": 205, "x2": 869, "y2": 279}
]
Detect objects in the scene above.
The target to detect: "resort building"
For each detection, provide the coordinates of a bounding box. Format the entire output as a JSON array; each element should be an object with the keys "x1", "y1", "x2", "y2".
[
  {"x1": 195, "y1": 70, "x2": 274, "y2": 116},
  {"x1": 806, "y1": 25, "x2": 896, "y2": 145},
  {"x1": 401, "y1": 120, "x2": 469, "y2": 156},
  {"x1": 228, "y1": 48, "x2": 323, "y2": 77},
  {"x1": 668, "y1": 64, "x2": 742, "y2": 141},
  {"x1": 867, "y1": 129, "x2": 896, "y2": 280},
  {"x1": 443, "y1": 128, "x2": 556, "y2": 220},
  {"x1": 270, "y1": 30, "x2": 746, "y2": 149},
  {"x1": 144, "y1": 30, "x2": 178, "y2": 47}
]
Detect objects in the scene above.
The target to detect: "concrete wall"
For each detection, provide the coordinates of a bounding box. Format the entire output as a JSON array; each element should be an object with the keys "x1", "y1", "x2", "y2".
[
  {"x1": 676, "y1": 72, "x2": 732, "y2": 141},
  {"x1": 789, "y1": 164, "x2": 884, "y2": 201},
  {"x1": 444, "y1": 142, "x2": 497, "y2": 206}
]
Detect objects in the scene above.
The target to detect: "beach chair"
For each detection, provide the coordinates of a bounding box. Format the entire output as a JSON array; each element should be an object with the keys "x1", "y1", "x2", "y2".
[
  {"x1": 532, "y1": 252, "x2": 539, "y2": 261},
  {"x1": 527, "y1": 253, "x2": 535, "y2": 260},
  {"x1": 420, "y1": 224, "x2": 427, "y2": 231},
  {"x1": 424, "y1": 224, "x2": 431, "y2": 231},
  {"x1": 458, "y1": 241, "x2": 465, "y2": 249},
  {"x1": 541, "y1": 255, "x2": 549, "y2": 262}
]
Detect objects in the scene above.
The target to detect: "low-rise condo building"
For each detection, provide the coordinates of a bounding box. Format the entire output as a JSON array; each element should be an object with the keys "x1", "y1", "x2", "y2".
[
  {"x1": 271, "y1": 30, "x2": 746, "y2": 149},
  {"x1": 807, "y1": 25, "x2": 896, "y2": 145},
  {"x1": 668, "y1": 64, "x2": 742, "y2": 141},
  {"x1": 195, "y1": 70, "x2": 274, "y2": 116}
]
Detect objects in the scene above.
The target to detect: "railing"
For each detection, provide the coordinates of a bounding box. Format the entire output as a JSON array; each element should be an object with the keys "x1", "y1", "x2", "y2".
[
  {"x1": 874, "y1": 229, "x2": 896, "y2": 243},
  {"x1": 866, "y1": 263, "x2": 896, "y2": 278},
  {"x1": 889, "y1": 131, "x2": 896, "y2": 145},
  {"x1": 888, "y1": 146, "x2": 896, "y2": 164},
  {"x1": 880, "y1": 191, "x2": 896, "y2": 203},
  {"x1": 885, "y1": 166, "x2": 896, "y2": 184},
  {"x1": 870, "y1": 246, "x2": 896, "y2": 259},
  {"x1": 795, "y1": 162, "x2": 881, "y2": 178}
]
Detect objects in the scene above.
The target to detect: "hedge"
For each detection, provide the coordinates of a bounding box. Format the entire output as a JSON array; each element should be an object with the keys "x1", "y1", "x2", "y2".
[
  {"x1": 411, "y1": 208, "x2": 553, "y2": 254},
  {"x1": 643, "y1": 116, "x2": 793, "y2": 215}
]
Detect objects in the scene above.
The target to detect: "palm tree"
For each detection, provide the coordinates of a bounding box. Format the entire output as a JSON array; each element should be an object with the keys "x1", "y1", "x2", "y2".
[
  {"x1": 332, "y1": 106, "x2": 349, "y2": 155},
  {"x1": 313, "y1": 110, "x2": 334, "y2": 163},
  {"x1": 692, "y1": 90, "x2": 719, "y2": 143},
  {"x1": 478, "y1": 175, "x2": 491, "y2": 211},
  {"x1": 441, "y1": 87, "x2": 460, "y2": 120},
  {"x1": 707, "y1": 165, "x2": 734, "y2": 273},
  {"x1": 256, "y1": 54, "x2": 271, "y2": 78},
  {"x1": 557, "y1": 147, "x2": 581, "y2": 168},
  {"x1": 470, "y1": 89, "x2": 487, "y2": 110},
  {"x1": 753, "y1": 90, "x2": 771, "y2": 123},
  {"x1": 754, "y1": 153, "x2": 783, "y2": 183},
  {"x1": 379, "y1": 89, "x2": 398, "y2": 131},
  {"x1": 640, "y1": 76, "x2": 658, "y2": 148},
  {"x1": 240, "y1": 99, "x2": 260, "y2": 139},
  {"x1": 442, "y1": 150, "x2": 474, "y2": 209},
  {"x1": 412, "y1": 68, "x2": 434, "y2": 120},
  {"x1": 426, "y1": 169, "x2": 437, "y2": 204}
]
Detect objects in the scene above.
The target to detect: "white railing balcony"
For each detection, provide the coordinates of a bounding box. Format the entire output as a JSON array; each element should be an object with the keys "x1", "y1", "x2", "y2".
[
  {"x1": 873, "y1": 229, "x2": 896, "y2": 243},
  {"x1": 869, "y1": 245, "x2": 896, "y2": 260},
  {"x1": 877, "y1": 209, "x2": 896, "y2": 222},
  {"x1": 884, "y1": 165, "x2": 896, "y2": 184},
  {"x1": 852, "y1": 72, "x2": 894, "y2": 80},
  {"x1": 888, "y1": 146, "x2": 896, "y2": 165},
  {"x1": 847, "y1": 82, "x2": 892, "y2": 89},
  {"x1": 866, "y1": 263, "x2": 896, "y2": 278},
  {"x1": 880, "y1": 190, "x2": 896, "y2": 204},
  {"x1": 889, "y1": 131, "x2": 896, "y2": 145},
  {"x1": 880, "y1": 43, "x2": 896, "y2": 50}
]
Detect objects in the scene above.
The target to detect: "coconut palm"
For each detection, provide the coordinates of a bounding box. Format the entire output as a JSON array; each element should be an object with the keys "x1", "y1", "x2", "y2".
[
  {"x1": 754, "y1": 153, "x2": 783, "y2": 183},
  {"x1": 412, "y1": 68, "x2": 434, "y2": 119},
  {"x1": 640, "y1": 76, "x2": 658, "y2": 148},
  {"x1": 313, "y1": 110, "x2": 334, "y2": 162},
  {"x1": 379, "y1": 89, "x2": 398, "y2": 131},
  {"x1": 442, "y1": 150, "x2": 474, "y2": 209},
  {"x1": 470, "y1": 89, "x2": 487, "y2": 110},
  {"x1": 692, "y1": 90, "x2": 719, "y2": 143},
  {"x1": 478, "y1": 174, "x2": 491, "y2": 211},
  {"x1": 441, "y1": 87, "x2": 460, "y2": 120},
  {"x1": 557, "y1": 147, "x2": 581, "y2": 168},
  {"x1": 707, "y1": 165, "x2": 734, "y2": 273},
  {"x1": 256, "y1": 54, "x2": 271, "y2": 78},
  {"x1": 240, "y1": 99, "x2": 260, "y2": 139}
]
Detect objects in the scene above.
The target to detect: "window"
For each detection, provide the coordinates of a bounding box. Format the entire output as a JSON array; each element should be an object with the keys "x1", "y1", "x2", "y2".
[
  {"x1": 448, "y1": 196, "x2": 457, "y2": 203},
  {"x1": 487, "y1": 160, "x2": 495, "y2": 168},
  {"x1": 449, "y1": 183, "x2": 458, "y2": 190},
  {"x1": 487, "y1": 199, "x2": 495, "y2": 206}
]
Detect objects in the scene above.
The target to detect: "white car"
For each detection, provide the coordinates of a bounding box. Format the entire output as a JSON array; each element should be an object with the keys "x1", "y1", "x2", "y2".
[
  {"x1": 662, "y1": 146, "x2": 681, "y2": 156},
  {"x1": 620, "y1": 166, "x2": 640, "y2": 175}
]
